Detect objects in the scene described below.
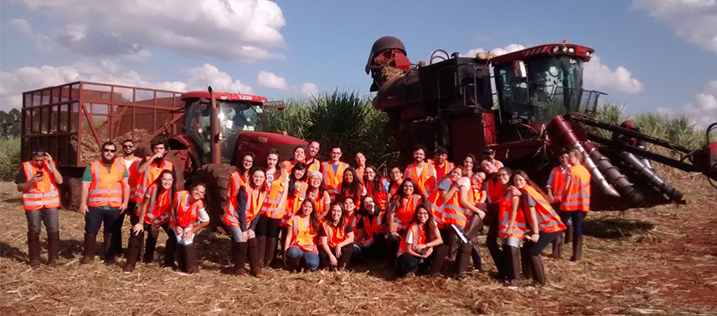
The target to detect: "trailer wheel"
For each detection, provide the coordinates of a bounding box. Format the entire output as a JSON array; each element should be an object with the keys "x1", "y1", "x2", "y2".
[
  {"x1": 59, "y1": 177, "x2": 82, "y2": 211},
  {"x1": 189, "y1": 163, "x2": 236, "y2": 232}
]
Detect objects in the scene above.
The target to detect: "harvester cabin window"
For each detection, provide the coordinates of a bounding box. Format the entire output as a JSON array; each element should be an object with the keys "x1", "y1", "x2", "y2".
[
  {"x1": 495, "y1": 65, "x2": 531, "y2": 119},
  {"x1": 527, "y1": 56, "x2": 584, "y2": 122}
]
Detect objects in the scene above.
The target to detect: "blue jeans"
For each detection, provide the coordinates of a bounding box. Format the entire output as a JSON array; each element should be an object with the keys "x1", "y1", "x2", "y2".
[
  {"x1": 286, "y1": 246, "x2": 319, "y2": 270},
  {"x1": 26, "y1": 207, "x2": 59, "y2": 235},
  {"x1": 558, "y1": 211, "x2": 586, "y2": 243}
]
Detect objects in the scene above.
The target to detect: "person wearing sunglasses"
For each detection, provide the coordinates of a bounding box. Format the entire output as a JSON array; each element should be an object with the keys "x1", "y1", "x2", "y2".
[
  {"x1": 79, "y1": 141, "x2": 130, "y2": 265},
  {"x1": 113, "y1": 139, "x2": 143, "y2": 257},
  {"x1": 15, "y1": 147, "x2": 64, "y2": 267}
]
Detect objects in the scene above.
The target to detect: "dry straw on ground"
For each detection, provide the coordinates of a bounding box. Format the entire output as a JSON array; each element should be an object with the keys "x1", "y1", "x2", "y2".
[{"x1": 1, "y1": 174, "x2": 717, "y2": 316}]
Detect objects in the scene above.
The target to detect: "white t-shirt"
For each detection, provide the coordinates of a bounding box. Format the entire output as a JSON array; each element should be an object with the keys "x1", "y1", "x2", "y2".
[{"x1": 456, "y1": 177, "x2": 471, "y2": 188}]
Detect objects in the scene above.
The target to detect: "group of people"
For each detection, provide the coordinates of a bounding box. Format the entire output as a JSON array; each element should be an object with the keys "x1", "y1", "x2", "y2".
[{"x1": 17, "y1": 138, "x2": 591, "y2": 287}]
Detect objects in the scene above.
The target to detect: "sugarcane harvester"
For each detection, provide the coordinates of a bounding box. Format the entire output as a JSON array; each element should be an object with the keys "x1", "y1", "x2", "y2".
[{"x1": 366, "y1": 36, "x2": 717, "y2": 209}]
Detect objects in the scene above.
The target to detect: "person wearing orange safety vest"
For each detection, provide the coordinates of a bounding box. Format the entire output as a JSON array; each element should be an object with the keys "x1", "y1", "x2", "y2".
[
  {"x1": 363, "y1": 166, "x2": 390, "y2": 210},
  {"x1": 353, "y1": 195, "x2": 387, "y2": 261},
  {"x1": 255, "y1": 149, "x2": 292, "y2": 268},
  {"x1": 16, "y1": 148, "x2": 64, "y2": 268},
  {"x1": 284, "y1": 199, "x2": 321, "y2": 272},
  {"x1": 387, "y1": 166, "x2": 404, "y2": 203},
  {"x1": 462, "y1": 154, "x2": 478, "y2": 178},
  {"x1": 426, "y1": 167, "x2": 462, "y2": 259},
  {"x1": 319, "y1": 202, "x2": 355, "y2": 270},
  {"x1": 338, "y1": 167, "x2": 365, "y2": 203},
  {"x1": 387, "y1": 178, "x2": 424, "y2": 266},
  {"x1": 304, "y1": 140, "x2": 322, "y2": 173},
  {"x1": 404, "y1": 144, "x2": 437, "y2": 196},
  {"x1": 354, "y1": 152, "x2": 367, "y2": 185},
  {"x1": 135, "y1": 139, "x2": 175, "y2": 204},
  {"x1": 322, "y1": 145, "x2": 349, "y2": 202},
  {"x1": 559, "y1": 149, "x2": 591, "y2": 262},
  {"x1": 513, "y1": 170, "x2": 566, "y2": 286},
  {"x1": 230, "y1": 152, "x2": 256, "y2": 192},
  {"x1": 496, "y1": 167, "x2": 524, "y2": 286},
  {"x1": 280, "y1": 145, "x2": 306, "y2": 174},
  {"x1": 79, "y1": 142, "x2": 130, "y2": 265},
  {"x1": 478, "y1": 156, "x2": 508, "y2": 279},
  {"x1": 124, "y1": 170, "x2": 177, "y2": 273},
  {"x1": 394, "y1": 204, "x2": 447, "y2": 277},
  {"x1": 114, "y1": 139, "x2": 143, "y2": 255},
  {"x1": 223, "y1": 167, "x2": 267, "y2": 277},
  {"x1": 342, "y1": 195, "x2": 361, "y2": 231},
  {"x1": 428, "y1": 145, "x2": 455, "y2": 181},
  {"x1": 546, "y1": 151, "x2": 572, "y2": 258},
  {"x1": 273, "y1": 162, "x2": 308, "y2": 268},
  {"x1": 305, "y1": 171, "x2": 331, "y2": 219},
  {"x1": 483, "y1": 148, "x2": 504, "y2": 170},
  {"x1": 170, "y1": 184, "x2": 210, "y2": 274}
]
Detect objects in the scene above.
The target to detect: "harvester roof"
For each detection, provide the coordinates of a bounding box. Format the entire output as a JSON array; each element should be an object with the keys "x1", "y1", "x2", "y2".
[
  {"x1": 490, "y1": 42, "x2": 595, "y2": 66},
  {"x1": 181, "y1": 91, "x2": 268, "y2": 105}
]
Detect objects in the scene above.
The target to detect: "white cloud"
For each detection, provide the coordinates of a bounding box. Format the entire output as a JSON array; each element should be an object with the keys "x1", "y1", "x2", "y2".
[
  {"x1": 466, "y1": 44, "x2": 526, "y2": 57},
  {"x1": 257, "y1": 71, "x2": 289, "y2": 90},
  {"x1": 14, "y1": 0, "x2": 286, "y2": 62},
  {"x1": 0, "y1": 61, "x2": 254, "y2": 111},
  {"x1": 6, "y1": 18, "x2": 54, "y2": 53},
  {"x1": 583, "y1": 56, "x2": 644, "y2": 94},
  {"x1": 300, "y1": 82, "x2": 318, "y2": 97},
  {"x1": 633, "y1": 0, "x2": 717, "y2": 54},
  {"x1": 680, "y1": 80, "x2": 717, "y2": 128}
]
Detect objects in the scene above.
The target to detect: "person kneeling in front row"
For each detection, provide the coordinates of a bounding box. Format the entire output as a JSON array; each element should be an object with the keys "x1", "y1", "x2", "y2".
[{"x1": 395, "y1": 204, "x2": 447, "y2": 277}]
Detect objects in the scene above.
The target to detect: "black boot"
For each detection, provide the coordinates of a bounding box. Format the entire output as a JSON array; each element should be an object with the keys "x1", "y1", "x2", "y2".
[
  {"x1": 471, "y1": 242, "x2": 483, "y2": 271},
  {"x1": 521, "y1": 245, "x2": 533, "y2": 280},
  {"x1": 124, "y1": 232, "x2": 142, "y2": 273},
  {"x1": 162, "y1": 237, "x2": 177, "y2": 269},
  {"x1": 571, "y1": 237, "x2": 583, "y2": 262},
  {"x1": 80, "y1": 233, "x2": 97, "y2": 265},
  {"x1": 27, "y1": 232, "x2": 41, "y2": 268},
  {"x1": 143, "y1": 226, "x2": 159, "y2": 263},
  {"x1": 549, "y1": 235, "x2": 562, "y2": 259},
  {"x1": 531, "y1": 255, "x2": 546, "y2": 286},
  {"x1": 233, "y1": 242, "x2": 247, "y2": 275},
  {"x1": 47, "y1": 231, "x2": 60, "y2": 265},
  {"x1": 428, "y1": 244, "x2": 449, "y2": 277},
  {"x1": 285, "y1": 254, "x2": 302, "y2": 273},
  {"x1": 248, "y1": 238, "x2": 263, "y2": 277},
  {"x1": 103, "y1": 232, "x2": 116, "y2": 264},
  {"x1": 455, "y1": 243, "x2": 472, "y2": 279},
  {"x1": 184, "y1": 243, "x2": 199, "y2": 274},
  {"x1": 565, "y1": 224, "x2": 573, "y2": 244},
  {"x1": 265, "y1": 237, "x2": 279, "y2": 268},
  {"x1": 507, "y1": 246, "x2": 521, "y2": 287},
  {"x1": 337, "y1": 245, "x2": 354, "y2": 270},
  {"x1": 176, "y1": 244, "x2": 187, "y2": 272},
  {"x1": 256, "y1": 236, "x2": 267, "y2": 267}
]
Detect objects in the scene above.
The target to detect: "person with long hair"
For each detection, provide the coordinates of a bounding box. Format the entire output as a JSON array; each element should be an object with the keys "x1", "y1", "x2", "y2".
[
  {"x1": 342, "y1": 195, "x2": 361, "y2": 230},
  {"x1": 395, "y1": 204, "x2": 447, "y2": 277},
  {"x1": 124, "y1": 170, "x2": 177, "y2": 273},
  {"x1": 478, "y1": 155, "x2": 506, "y2": 279},
  {"x1": 236, "y1": 153, "x2": 256, "y2": 185},
  {"x1": 425, "y1": 167, "x2": 462, "y2": 263},
  {"x1": 223, "y1": 167, "x2": 267, "y2": 277},
  {"x1": 305, "y1": 171, "x2": 331, "y2": 219},
  {"x1": 387, "y1": 166, "x2": 404, "y2": 203},
  {"x1": 497, "y1": 168, "x2": 525, "y2": 286},
  {"x1": 275, "y1": 162, "x2": 308, "y2": 267},
  {"x1": 558, "y1": 149, "x2": 591, "y2": 261},
  {"x1": 170, "y1": 183, "x2": 210, "y2": 274},
  {"x1": 513, "y1": 170, "x2": 566, "y2": 286},
  {"x1": 284, "y1": 199, "x2": 320, "y2": 272},
  {"x1": 462, "y1": 154, "x2": 478, "y2": 178},
  {"x1": 354, "y1": 152, "x2": 367, "y2": 184},
  {"x1": 281, "y1": 145, "x2": 306, "y2": 173},
  {"x1": 353, "y1": 195, "x2": 387, "y2": 261},
  {"x1": 319, "y1": 202, "x2": 355, "y2": 270},
  {"x1": 387, "y1": 178, "x2": 424, "y2": 266},
  {"x1": 363, "y1": 165, "x2": 390, "y2": 210},
  {"x1": 256, "y1": 148, "x2": 288, "y2": 268},
  {"x1": 338, "y1": 167, "x2": 365, "y2": 203}
]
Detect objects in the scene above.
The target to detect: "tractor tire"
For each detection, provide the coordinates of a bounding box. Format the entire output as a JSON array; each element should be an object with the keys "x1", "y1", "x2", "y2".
[
  {"x1": 59, "y1": 177, "x2": 82, "y2": 211},
  {"x1": 188, "y1": 164, "x2": 237, "y2": 232}
]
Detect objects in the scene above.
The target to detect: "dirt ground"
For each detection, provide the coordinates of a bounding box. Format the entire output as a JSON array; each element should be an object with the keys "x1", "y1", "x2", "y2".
[{"x1": 1, "y1": 176, "x2": 716, "y2": 316}]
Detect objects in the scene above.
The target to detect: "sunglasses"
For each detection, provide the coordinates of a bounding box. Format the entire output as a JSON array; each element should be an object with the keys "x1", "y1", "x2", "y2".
[
  {"x1": 123, "y1": 145, "x2": 134, "y2": 148},
  {"x1": 103, "y1": 149, "x2": 117, "y2": 153},
  {"x1": 32, "y1": 151, "x2": 46, "y2": 156}
]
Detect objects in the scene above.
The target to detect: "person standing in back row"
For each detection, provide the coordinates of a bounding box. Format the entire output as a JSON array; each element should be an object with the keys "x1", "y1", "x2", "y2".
[
  {"x1": 79, "y1": 141, "x2": 130, "y2": 265},
  {"x1": 430, "y1": 146, "x2": 454, "y2": 180},
  {"x1": 405, "y1": 144, "x2": 437, "y2": 196},
  {"x1": 16, "y1": 148, "x2": 64, "y2": 267},
  {"x1": 114, "y1": 139, "x2": 142, "y2": 257},
  {"x1": 546, "y1": 151, "x2": 572, "y2": 258},
  {"x1": 559, "y1": 149, "x2": 591, "y2": 262},
  {"x1": 483, "y1": 148, "x2": 504, "y2": 170},
  {"x1": 322, "y1": 145, "x2": 349, "y2": 202},
  {"x1": 305, "y1": 141, "x2": 322, "y2": 173}
]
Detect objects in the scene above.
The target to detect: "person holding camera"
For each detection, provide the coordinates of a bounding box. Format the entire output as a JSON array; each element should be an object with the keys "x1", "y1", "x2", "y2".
[{"x1": 16, "y1": 148, "x2": 64, "y2": 267}]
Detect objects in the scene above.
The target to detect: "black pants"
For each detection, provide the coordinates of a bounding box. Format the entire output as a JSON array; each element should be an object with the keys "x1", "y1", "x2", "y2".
[
  {"x1": 85, "y1": 207, "x2": 121, "y2": 235},
  {"x1": 524, "y1": 231, "x2": 562, "y2": 256},
  {"x1": 113, "y1": 201, "x2": 138, "y2": 253},
  {"x1": 319, "y1": 244, "x2": 354, "y2": 269},
  {"x1": 558, "y1": 211, "x2": 586, "y2": 243},
  {"x1": 255, "y1": 214, "x2": 281, "y2": 238},
  {"x1": 395, "y1": 244, "x2": 448, "y2": 276},
  {"x1": 482, "y1": 203, "x2": 504, "y2": 276}
]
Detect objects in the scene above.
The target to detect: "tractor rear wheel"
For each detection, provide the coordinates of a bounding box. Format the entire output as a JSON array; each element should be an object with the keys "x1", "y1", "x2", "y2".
[
  {"x1": 188, "y1": 163, "x2": 237, "y2": 232},
  {"x1": 59, "y1": 177, "x2": 82, "y2": 211}
]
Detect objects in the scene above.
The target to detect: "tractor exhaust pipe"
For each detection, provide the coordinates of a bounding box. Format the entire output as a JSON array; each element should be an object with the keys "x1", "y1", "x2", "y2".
[
  {"x1": 208, "y1": 86, "x2": 221, "y2": 165},
  {"x1": 548, "y1": 115, "x2": 620, "y2": 198}
]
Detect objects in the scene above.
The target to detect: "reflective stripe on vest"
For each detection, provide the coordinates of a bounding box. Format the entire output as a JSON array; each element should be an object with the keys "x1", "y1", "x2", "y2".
[
  {"x1": 498, "y1": 192, "x2": 526, "y2": 239},
  {"x1": 397, "y1": 223, "x2": 425, "y2": 255},
  {"x1": 322, "y1": 162, "x2": 348, "y2": 202},
  {"x1": 324, "y1": 221, "x2": 347, "y2": 248},
  {"x1": 174, "y1": 191, "x2": 202, "y2": 229},
  {"x1": 21, "y1": 161, "x2": 60, "y2": 210},
  {"x1": 122, "y1": 156, "x2": 142, "y2": 198},
  {"x1": 561, "y1": 165, "x2": 591, "y2": 212},
  {"x1": 361, "y1": 212, "x2": 384, "y2": 245},
  {"x1": 522, "y1": 185, "x2": 566, "y2": 233},
  {"x1": 88, "y1": 160, "x2": 125, "y2": 208},
  {"x1": 393, "y1": 194, "x2": 421, "y2": 232},
  {"x1": 549, "y1": 167, "x2": 568, "y2": 202},
  {"x1": 291, "y1": 215, "x2": 317, "y2": 252},
  {"x1": 405, "y1": 163, "x2": 436, "y2": 194},
  {"x1": 142, "y1": 184, "x2": 171, "y2": 225},
  {"x1": 426, "y1": 188, "x2": 445, "y2": 228},
  {"x1": 224, "y1": 184, "x2": 266, "y2": 227},
  {"x1": 134, "y1": 160, "x2": 173, "y2": 203}
]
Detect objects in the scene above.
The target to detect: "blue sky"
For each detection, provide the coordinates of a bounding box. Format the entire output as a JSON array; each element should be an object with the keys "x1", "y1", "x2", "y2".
[{"x1": 2, "y1": 0, "x2": 716, "y2": 126}]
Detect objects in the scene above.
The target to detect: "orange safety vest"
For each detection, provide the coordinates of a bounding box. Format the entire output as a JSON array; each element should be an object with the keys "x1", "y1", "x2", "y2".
[
  {"x1": 88, "y1": 159, "x2": 125, "y2": 208},
  {"x1": 322, "y1": 221, "x2": 349, "y2": 248},
  {"x1": 289, "y1": 215, "x2": 318, "y2": 253},
  {"x1": 521, "y1": 185, "x2": 566, "y2": 233},
  {"x1": 365, "y1": 178, "x2": 390, "y2": 210},
  {"x1": 549, "y1": 166, "x2": 569, "y2": 202},
  {"x1": 405, "y1": 162, "x2": 437, "y2": 195},
  {"x1": 442, "y1": 177, "x2": 472, "y2": 229},
  {"x1": 433, "y1": 161, "x2": 455, "y2": 181},
  {"x1": 469, "y1": 182, "x2": 483, "y2": 205},
  {"x1": 493, "y1": 159, "x2": 504, "y2": 170},
  {"x1": 561, "y1": 165, "x2": 591, "y2": 212},
  {"x1": 355, "y1": 166, "x2": 365, "y2": 184},
  {"x1": 486, "y1": 178, "x2": 505, "y2": 203},
  {"x1": 139, "y1": 183, "x2": 171, "y2": 225},
  {"x1": 359, "y1": 212, "x2": 384, "y2": 246},
  {"x1": 134, "y1": 159, "x2": 174, "y2": 203},
  {"x1": 345, "y1": 212, "x2": 361, "y2": 231},
  {"x1": 281, "y1": 159, "x2": 306, "y2": 174},
  {"x1": 498, "y1": 191, "x2": 526, "y2": 240},
  {"x1": 224, "y1": 184, "x2": 267, "y2": 228},
  {"x1": 173, "y1": 190, "x2": 205, "y2": 230},
  {"x1": 122, "y1": 156, "x2": 143, "y2": 200},
  {"x1": 305, "y1": 158, "x2": 321, "y2": 173},
  {"x1": 262, "y1": 168, "x2": 288, "y2": 219},
  {"x1": 21, "y1": 161, "x2": 60, "y2": 210},
  {"x1": 393, "y1": 194, "x2": 422, "y2": 232},
  {"x1": 287, "y1": 182, "x2": 309, "y2": 217},
  {"x1": 305, "y1": 189, "x2": 331, "y2": 218},
  {"x1": 227, "y1": 171, "x2": 248, "y2": 203},
  {"x1": 397, "y1": 223, "x2": 426, "y2": 255},
  {"x1": 425, "y1": 180, "x2": 448, "y2": 228},
  {"x1": 321, "y1": 161, "x2": 348, "y2": 202}
]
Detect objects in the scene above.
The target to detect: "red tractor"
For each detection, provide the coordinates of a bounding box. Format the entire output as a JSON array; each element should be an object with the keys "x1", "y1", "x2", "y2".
[
  {"x1": 366, "y1": 36, "x2": 717, "y2": 209},
  {"x1": 21, "y1": 81, "x2": 306, "y2": 225}
]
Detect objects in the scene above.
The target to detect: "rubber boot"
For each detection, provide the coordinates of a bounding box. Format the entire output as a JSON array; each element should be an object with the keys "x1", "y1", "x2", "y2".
[
  {"x1": 233, "y1": 242, "x2": 247, "y2": 275},
  {"x1": 337, "y1": 245, "x2": 354, "y2": 270},
  {"x1": 265, "y1": 237, "x2": 279, "y2": 268},
  {"x1": 27, "y1": 232, "x2": 41, "y2": 268},
  {"x1": 103, "y1": 232, "x2": 116, "y2": 264},
  {"x1": 176, "y1": 244, "x2": 187, "y2": 272},
  {"x1": 256, "y1": 236, "x2": 267, "y2": 267},
  {"x1": 471, "y1": 242, "x2": 483, "y2": 271},
  {"x1": 571, "y1": 237, "x2": 582, "y2": 262},
  {"x1": 506, "y1": 246, "x2": 521, "y2": 287},
  {"x1": 455, "y1": 243, "x2": 472, "y2": 279},
  {"x1": 248, "y1": 238, "x2": 263, "y2": 277},
  {"x1": 80, "y1": 233, "x2": 97, "y2": 265},
  {"x1": 521, "y1": 245, "x2": 533, "y2": 280},
  {"x1": 143, "y1": 227, "x2": 159, "y2": 263},
  {"x1": 113, "y1": 215, "x2": 124, "y2": 257},
  {"x1": 124, "y1": 232, "x2": 142, "y2": 273},
  {"x1": 162, "y1": 237, "x2": 177, "y2": 269},
  {"x1": 47, "y1": 231, "x2": 60, "y2": 265},
  {"x1": 531, "y1": 255, "x2": 546, "y2": 286},
  {"x1": 565, "y1": 224, "x2": 573, "y2": 244},
  {"x1": 184, "y1": 243, "x2": 199, "y2": 274},
  {"x1": 549, "y1": 235, "x2": 562, "y2": 259},
  {"x1": 428, "y1": 244, "x2": 449, "y2": 277}
]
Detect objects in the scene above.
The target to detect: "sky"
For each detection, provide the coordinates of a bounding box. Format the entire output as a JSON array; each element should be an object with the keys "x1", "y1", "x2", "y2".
[{"x1": 1, "y1": 0, "x2": 716, "y2": 127}]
